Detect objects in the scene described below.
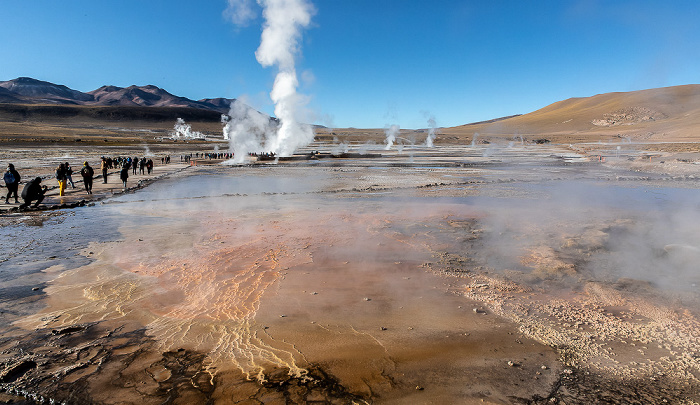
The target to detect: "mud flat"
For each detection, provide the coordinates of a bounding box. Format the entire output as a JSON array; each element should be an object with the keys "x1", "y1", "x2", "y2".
[{"x1": 1, "y1": 142, "x2": 700, "y2": 404}]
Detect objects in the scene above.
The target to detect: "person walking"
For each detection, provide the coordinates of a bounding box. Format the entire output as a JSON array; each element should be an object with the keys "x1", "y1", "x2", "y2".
[
  {"x1": 19, "y1": 177, "x2": 47, "y2": 209},
  {"x1": 4, "y1": 163, "x2": 20, "y2": 204},
  {"x1": 55, "y1": 163, "x2": 67, "y2": 196},
  {"x1": 120, "y1": 164, "x2": 129, "y2": 189},
  {"x1": 80, "y1": 161, "x2": 94, "y2": 194},
  {"x1": 65, "y1": 162, "x2": 76, "y2": 188},
  {"x1": 101, "y1": 157, "x2": 108, "y2": 183}
]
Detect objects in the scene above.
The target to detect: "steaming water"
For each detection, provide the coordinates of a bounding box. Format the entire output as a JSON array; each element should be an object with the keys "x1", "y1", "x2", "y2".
[{"x1": 3, "y1": 158, "x2": 700, "y2": 401}]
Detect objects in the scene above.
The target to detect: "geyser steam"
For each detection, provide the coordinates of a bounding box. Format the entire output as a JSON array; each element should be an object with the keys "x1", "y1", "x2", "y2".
[
  {"x1": 425, "y1": 115, "x2": 437, "y2": 147},
  {"x1": 222, "y1": 100, "x2": 274, "y2": 162},
  {"x1": 225, "y1": 0, "x2": 315, "y2": 160},
  {"x1": 384, "y1": 124, "x2": 400, "y2": 150},
  {"x1": 172, "y1": 118, "x2": 205, "y2": 140}
]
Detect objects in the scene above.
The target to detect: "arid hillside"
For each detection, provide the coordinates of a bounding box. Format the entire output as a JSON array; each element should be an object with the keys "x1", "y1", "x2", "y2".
[
  {"x1": 1, "y1": 83, "x2": 699, "y2": 147},
  {"x1": 439, "y1": 84, "x2": 700, "y2": 144}
]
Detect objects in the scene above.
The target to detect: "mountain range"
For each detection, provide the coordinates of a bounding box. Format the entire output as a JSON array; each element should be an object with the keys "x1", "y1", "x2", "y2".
[
  {"x1": 0, "y1": 77, "x2": 233, "y2": 114},
  {"x1": 2, "y1": 77, "x2": 700, "y2": 145}
]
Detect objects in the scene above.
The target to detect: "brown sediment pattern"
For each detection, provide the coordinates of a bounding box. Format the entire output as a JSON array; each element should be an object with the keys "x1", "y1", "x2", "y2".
[
  {"x1": 5, "y1": 199, "x2": 565, "y2": 403},
  {"x1": 16, "y1": 217, "x2": 315, "y2": 382},
  {"x1": 4, "y1": 146, "x2": 700, "y2": 403},
  {"x1": 425, "y1": 216, "x2": 700, "y2": 402}
]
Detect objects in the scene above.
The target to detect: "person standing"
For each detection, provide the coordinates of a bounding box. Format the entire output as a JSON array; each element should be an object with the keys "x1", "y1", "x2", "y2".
[
  {"x1": 132, "y1": 157, "x2": 138, "y2": 175},
  {"x1": 4, "y1": 163, "x2": 20, "y2": 204},
  {"x1": 55, "y1": 163, "x2": 67, "y2": 196},
  {"x1": 65, "y1": 162, "x2": 76, "y2": 188},
  {"x1": 101, "y1": 157, "x2": 108, "y2": 183},
  {"x1": 19, "y1": 177, "x2": 47, "y2": 209},
  {"x1": 80, "y1": 161, "x2": 94, "y2": 194},
  {"x1": 120, "y1": 164, "x2": 129, "y2": 189}
]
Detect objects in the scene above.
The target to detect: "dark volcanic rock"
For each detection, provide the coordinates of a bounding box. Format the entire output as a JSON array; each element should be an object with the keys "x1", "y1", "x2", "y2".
[{"x1": 0, "y1": 77, "x2": 93, "y2": 103}]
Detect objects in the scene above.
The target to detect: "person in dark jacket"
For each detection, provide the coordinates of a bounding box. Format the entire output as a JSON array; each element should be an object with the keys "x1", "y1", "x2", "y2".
[
  {"x1": 4, "y1": 163, "x2": 21, "y2": 204},
  {"x1": 101, "y1": 157, "x2": 108, "y2": 183},
  {"x1": 120, "y1": 164, "x2": 129, "y2": 189},
  {"x1": 20, "y1": 177, "x2": 47, "y2": 209},
  {"x1": 80, "y1": 161, "x2": 94, "y2": 194},
  {"x1": 65, "y1": 162, "x2": 76, "y2": 188}
]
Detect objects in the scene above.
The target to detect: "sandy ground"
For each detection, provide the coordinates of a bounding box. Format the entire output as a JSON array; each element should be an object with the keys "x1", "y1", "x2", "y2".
[{"x1": 1, "y1": 141, "x2": 700, "y2": 404}]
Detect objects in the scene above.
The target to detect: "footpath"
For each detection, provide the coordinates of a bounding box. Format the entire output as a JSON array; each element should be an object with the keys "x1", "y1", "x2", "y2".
[{"x1": 0, "y1": 163, "x2": 190, "y2": 214}]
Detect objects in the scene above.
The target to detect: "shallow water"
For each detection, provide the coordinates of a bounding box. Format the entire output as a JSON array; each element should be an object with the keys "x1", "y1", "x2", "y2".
[{"x1": 2, "y1": 158, "x2": 700, "y2": 403}]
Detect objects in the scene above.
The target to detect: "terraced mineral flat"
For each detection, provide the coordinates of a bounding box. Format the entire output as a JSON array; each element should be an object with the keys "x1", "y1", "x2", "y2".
[{"x1": 1, "y1": 142, "x2": 700, "y2": 404}]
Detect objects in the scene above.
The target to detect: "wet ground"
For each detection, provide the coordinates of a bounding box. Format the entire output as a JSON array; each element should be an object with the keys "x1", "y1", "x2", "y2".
[{"x1": 1, "y1": 143, "x2": 700, "y2": 404}]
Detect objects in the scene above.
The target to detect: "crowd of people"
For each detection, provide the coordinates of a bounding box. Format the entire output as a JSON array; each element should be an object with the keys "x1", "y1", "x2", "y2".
[
  {"x1": 3, "y1": 150, "x2": 242, "y2": 209},
  {"x1": 2, "y1": 156, "x2": 160, "y2": 209},
  {"x1": 249, "y1": 152, "x2": 276, "y2": 158},
  {"x1": 180, "y1": 152, "x2": 233, "y2": 162},
  {"x1": 100, "y1": 156, "x2": 154, "y2": 185}
]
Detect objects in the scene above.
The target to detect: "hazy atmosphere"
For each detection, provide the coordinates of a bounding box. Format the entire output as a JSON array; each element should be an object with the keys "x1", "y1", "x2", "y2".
[{"x1": 2, "y1": 1, "x2": 700, "y2": 404}]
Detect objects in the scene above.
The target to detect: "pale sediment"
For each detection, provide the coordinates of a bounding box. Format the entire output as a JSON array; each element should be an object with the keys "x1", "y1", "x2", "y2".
[{"x1": 2, "y1": 143, "x2": 700, "y2": 404}]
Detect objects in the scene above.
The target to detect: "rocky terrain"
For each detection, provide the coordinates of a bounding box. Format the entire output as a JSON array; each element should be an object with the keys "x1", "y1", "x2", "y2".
[{"x1": 0, "y1": 77, "x2": 234, "y2": 113}]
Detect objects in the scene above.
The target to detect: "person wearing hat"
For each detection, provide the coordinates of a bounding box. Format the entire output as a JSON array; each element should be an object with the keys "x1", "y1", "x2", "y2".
[
  {"x1": 80, "y1": 161, "x2": 94, "y2": 194},
  {"x1": 4, "y1": 163, "x2": 21, "y2": 204}
]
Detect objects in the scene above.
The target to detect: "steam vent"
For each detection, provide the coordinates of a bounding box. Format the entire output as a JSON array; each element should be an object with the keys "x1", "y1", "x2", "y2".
[
  {"x1": 2, "y1": 131, "x2": 700, "y2": 404},
  {"x1": 3, "y1": 0, "x2": 700, "y2": 403}
]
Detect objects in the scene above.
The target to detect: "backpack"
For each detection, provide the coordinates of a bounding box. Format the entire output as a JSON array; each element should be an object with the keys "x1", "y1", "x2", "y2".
[{"x1": 4, "y1": 171, "x2": 15, "y2": 185}]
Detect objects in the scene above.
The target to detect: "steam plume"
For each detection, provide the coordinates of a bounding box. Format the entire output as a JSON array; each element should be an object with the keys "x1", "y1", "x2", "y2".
[
  {"x1": 225, "y1": 0, "x2": 315, "y2": 158},
  {"x1": 222, "y1": 100, "x2": 274, "y2": 163},
  {"x1": 384, "y1": 124, "x2": 399, "y2": 150},
  {"x1": 425, "y1": 115, "x2": 438, "y2": 147},
  {"x1": 171, "y1": 118, "x2": 205, "y2": 140}
]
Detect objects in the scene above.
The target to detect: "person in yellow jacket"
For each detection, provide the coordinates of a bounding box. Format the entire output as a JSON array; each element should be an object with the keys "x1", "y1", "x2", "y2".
[{"x1": 55, "y1": 163, "x2": 67, "y2": 196}]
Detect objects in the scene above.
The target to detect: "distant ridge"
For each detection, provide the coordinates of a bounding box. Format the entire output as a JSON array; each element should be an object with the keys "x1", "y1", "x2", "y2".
[
  {"x1": 0, "y1": 77, "x2": 234, "y2": 114},
  {"x1": 442, "y1": 84, "x2": 700, "y2": 142},
  {"x1": 0, "y1": 77, "x2": 92, "y2": 104}
]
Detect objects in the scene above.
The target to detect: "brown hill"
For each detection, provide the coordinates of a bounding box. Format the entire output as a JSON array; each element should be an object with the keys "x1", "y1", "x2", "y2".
[
  {"x1": 88, "y1": 85, "x2": 231, "y2": 113},
  {"x1": 0, "y1": 77, "x2": 234, "y2": 114},
  {"x1": 440, "y1": 84, "x2": 700, "y2": 144},
  {"x1": 0, "y1": 77, "x2": 93, "y2": 104}
]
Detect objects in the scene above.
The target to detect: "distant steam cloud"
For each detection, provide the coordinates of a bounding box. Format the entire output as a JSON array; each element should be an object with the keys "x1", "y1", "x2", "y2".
[
  {"x1": 224, "y1": 0, "x2": 257, "y2": 26},
  {"x1": 424, "y1": 114, "x2": 438, "y2": 147},
  {"x1": 224, "y1": 0, "x2": 315, "y2": 158},
  {"x1": 222, "y1": 100, "x2": 274, "y2": 163},
  {"x1": 171, "y1": 118, "x2": 205, "y2": 140},
  {"x1": 384, "y1": 124, "x2": 399, "y2": 150}
]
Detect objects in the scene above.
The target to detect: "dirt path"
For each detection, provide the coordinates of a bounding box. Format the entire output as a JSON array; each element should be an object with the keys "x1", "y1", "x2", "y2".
[{"x1": 0, "y1": 163, "x2": 191, "y2": 214}]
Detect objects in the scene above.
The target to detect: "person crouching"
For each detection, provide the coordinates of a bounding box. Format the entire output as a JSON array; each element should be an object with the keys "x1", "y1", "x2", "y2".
[{"x1": 20, "y1": 177, "x2": 47, "y2": 209}]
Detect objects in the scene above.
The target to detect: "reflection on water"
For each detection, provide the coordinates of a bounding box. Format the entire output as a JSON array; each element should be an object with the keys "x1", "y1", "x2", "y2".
[{"x1": 3, "y1": 163, "x2": 700, "y2": 403}]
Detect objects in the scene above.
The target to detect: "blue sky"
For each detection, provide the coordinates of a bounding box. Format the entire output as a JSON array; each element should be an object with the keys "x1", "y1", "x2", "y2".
[{"x1": 1, "y1": 0, "x2": 699, "y2": 129}]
